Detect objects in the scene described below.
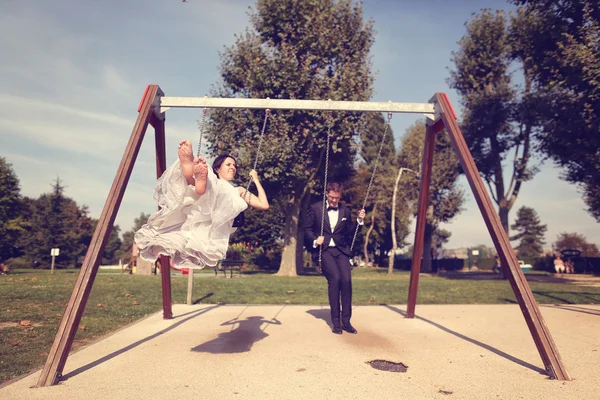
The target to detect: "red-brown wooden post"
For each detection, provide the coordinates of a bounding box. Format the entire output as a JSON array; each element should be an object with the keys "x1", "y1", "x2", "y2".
[
  {"x1": 150, "y1": 112, "x2": 172, "y2": 319},
  {"x1": 406, "y1": 119, "x2": 444, "y2": 318},
  {"x1": 433, "y1": 93, "x2": 570, "y2": 380},
  {"x1": 36, "y1": 85, "x2": 163, "y2": 387}
]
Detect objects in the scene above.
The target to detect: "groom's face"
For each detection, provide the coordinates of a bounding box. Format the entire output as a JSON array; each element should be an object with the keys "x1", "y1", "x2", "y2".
[{"x1": 327, "y1": 190, "x2": 341, "y2": 208}]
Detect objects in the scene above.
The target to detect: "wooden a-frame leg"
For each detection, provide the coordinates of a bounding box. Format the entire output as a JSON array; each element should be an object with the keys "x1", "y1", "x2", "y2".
[
  {"x1": 406, "y1": 119, "x2": 442, "y2": 318},
  {"x1": 150, "y1": 114, "x2": 173, "y2": 319},
  {"x1": 36, "y1": 85, "x2": 163, "y2": 387},
  {"x1": 434, "y1": 93, "x2": 570, "y2": 380}
]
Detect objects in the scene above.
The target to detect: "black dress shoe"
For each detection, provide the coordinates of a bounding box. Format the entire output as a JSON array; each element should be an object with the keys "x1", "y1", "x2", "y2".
[
  {"x1": 342, "y1": 323, "x2": 357, "y2": 334},
  {"x1": 332, "y1": 326, "x2": 343, "y2": 334}
]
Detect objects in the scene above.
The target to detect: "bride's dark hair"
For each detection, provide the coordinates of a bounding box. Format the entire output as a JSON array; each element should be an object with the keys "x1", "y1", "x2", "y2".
[{"x1": 212, "y1": 154, "x2": 238, "y2": 178}]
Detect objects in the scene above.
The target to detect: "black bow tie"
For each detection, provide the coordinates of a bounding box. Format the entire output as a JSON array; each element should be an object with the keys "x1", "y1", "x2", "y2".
[{"x1": 327, "y1": 206, "x2": 338, "y2": 212}]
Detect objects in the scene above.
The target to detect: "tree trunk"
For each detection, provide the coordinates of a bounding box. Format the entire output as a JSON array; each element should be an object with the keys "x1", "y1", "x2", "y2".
[
  {"x1": 276, "y1": 194, "x2": 302, "y2": 277},
  {"x1": 422, "y1": 223, "x2": 435, "y2": 273},
  {"x1": 363, "y1": 203, "x2": 376, "y2": 266},
  {"x1": 498, "y1": 205, "x2": 509, "y2": 236},
  {"x1": 421, "y1": 204, "x2": 435, "y2": 272},
  {"x1": 497, "y1": 204, "x2": 510, "y2": 279},
  {"x1": 296, "y1": 194, "x2": 311, "y2": 273}
]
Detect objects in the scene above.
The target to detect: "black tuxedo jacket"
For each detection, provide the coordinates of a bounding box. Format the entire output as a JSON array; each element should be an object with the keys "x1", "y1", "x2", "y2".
[{"x1": 304, "y1": 201, "x2": 361, "y2": 257}]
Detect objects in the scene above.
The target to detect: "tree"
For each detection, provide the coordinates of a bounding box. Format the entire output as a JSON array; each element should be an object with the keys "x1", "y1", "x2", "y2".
[
  {"x1": 448, "y1": 9, "x2": 538, "y2": 236},
  {"x1": 92, "y1": 221, "x2": 122, "y2": 265},
  {"x1": 553, "y1": 232, "x2": 600, "y2": 257},
  {"x1": 118, "y1": 213, "x2": 150, "y2": 263},
  {"x1": 398, "y1": 121, "x2": 465, "y2": 272},
  {"x1": 432, "y1": 228, "x2": 452, "y2": 259},
  {"x1": 510, "y1": 206, "x2": 547, "y2": 258},
  {"x1": 510, "y1": 0, "x2": 600, "y2": 221},
  {"x1": 208, "y1": 0, "x2": 375, "y2": 276},
  {"x1": 0, "y1": 157, "x2": 27, "y2": 263},
  {"x1": 73, "y1": 205, "x2": 94, "y2": 267},
  {"x1": 21, "y1": 178, "x2": 92, "y2": 268},
  {"x1": 346, "y1": 112, "x2": 402, "y2": 267},
  {"x1": 230, "y1": 205, "x2": 285, "y2": 252}
]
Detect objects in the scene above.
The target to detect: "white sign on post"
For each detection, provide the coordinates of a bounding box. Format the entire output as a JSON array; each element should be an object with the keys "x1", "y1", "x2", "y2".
[
  {"x1": 472, "y1": 250, "x2": 479, "y2": 256},
  {"x1": 50, "y1": 248, "x2": 59, "y2": 274}
]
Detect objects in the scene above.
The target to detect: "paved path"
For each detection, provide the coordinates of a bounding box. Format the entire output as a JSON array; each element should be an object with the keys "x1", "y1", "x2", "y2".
[{"x1": 2, "y1": 304, "x2": 599, "y2": 399}]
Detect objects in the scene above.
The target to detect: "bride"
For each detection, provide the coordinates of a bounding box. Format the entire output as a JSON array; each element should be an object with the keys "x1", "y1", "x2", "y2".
[{"x1": 134, "y1": 140, "x2": 269, "y2": 269}]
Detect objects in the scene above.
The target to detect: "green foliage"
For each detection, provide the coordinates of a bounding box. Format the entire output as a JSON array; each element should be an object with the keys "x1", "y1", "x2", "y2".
[
  {"x1": 226, "y1": 242, "x2": 256, "y2": 261},
  {"x1": 398, "y1": 121, "x2": 465, "y2": 226},
  {"x1": 0, "y1": 157, "x2": 27, "y2": 263},
  {"x1": 510, "y1": 206, "x2": 547, "y2": 257},
  {"x1": 225, "y1": 241, "x2": 281, "y2": 269},
  {"x1": 509, "y1": 0, "x2": 600, "y2": 221},
  {"x1": 584, "y1": 185, "x2": 600, "y2": 222},
  {"x1": 345, "y1": 112, "x2": 409, "y2": 260},
  {"x1": 118, "y1": 213, "x2": 150, "y2": 263},
  {"x1": 19, "y1": 178, "x2": 93, "y2": 269},
  {"x1": 448, "y1": 8, "x2": 538, "y2": 234},
  {"x1": 230, "y1": 204, "x2": 284, "y2": 251},
  {"x1": 207, "y1": 0, "x2": 375, "y2": 274},
  {"x1": 553, "y1": 232, "x2": 600, "y2": 257},
  {"x1": 432, "y1": 228, "x2": 452, "y2": 258},
  {"x1": 89, "y1": 220, "x2": 122, "y2": 265}
]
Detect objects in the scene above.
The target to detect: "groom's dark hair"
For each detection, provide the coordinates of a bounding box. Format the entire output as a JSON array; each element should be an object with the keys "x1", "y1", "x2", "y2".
[
  {"x1": 212, "y1": 154, "x2": 238, "y2": 178},
  {"x1": 326, "y1": 182, "x2": 342, "y2": 193}
]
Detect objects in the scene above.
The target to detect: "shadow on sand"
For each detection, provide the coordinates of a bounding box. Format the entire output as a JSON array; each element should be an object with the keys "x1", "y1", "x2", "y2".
[
  {"x1": 305, "y1": 308, "x2": 333, "y2": 328},
  {"x1": 192, "y1": 306, "x2": 285, "y2": 354},
  {"x1": 61, "y1": 305, "x2": 221, "y2": 382},
  {"x1": 382, "y1": 304, "x2": 547, "y2": 376}
]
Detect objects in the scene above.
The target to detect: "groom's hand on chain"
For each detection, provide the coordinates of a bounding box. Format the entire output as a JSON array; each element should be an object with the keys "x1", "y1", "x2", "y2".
[{"x1": 357, "y1": 209, "x2": 366, "y2": 223}]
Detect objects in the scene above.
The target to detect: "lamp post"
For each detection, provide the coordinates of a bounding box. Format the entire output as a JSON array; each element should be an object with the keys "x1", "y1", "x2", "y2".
[{"x1": 388, "y1": 167, "x2": 420, "y2": 274}]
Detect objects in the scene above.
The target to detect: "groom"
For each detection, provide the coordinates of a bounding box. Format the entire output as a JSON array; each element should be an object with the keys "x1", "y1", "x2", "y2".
[{"x1": 304, "y1": 182, "x2": 365, "y2": 334}]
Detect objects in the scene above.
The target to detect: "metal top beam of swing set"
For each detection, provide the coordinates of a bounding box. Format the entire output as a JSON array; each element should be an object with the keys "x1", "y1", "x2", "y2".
[{"x1": 160, "y1": 96, "x2": 435, "y2": 116}]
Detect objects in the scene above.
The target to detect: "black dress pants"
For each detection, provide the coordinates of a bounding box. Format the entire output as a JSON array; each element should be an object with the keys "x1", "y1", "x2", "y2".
[{"x1": 321, "y1": 247, "x2": 352, "y2": 327}]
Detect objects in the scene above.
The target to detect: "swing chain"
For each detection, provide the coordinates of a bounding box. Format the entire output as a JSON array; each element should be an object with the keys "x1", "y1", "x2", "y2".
[
  {"x1": 197, "y1": 107, "x2": 209, "y2": 158},
  {"x1": 318, "y1": 110, "x2": 334, "y2": 271},
  {"x1": 243, "y1": 108, "x2": 271, "y2": 200},
  {"x1": 350, "y1": 112, "x2": 392, "y2": 252}
]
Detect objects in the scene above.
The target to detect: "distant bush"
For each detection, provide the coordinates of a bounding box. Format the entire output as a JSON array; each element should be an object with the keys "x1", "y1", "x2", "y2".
[
  {"x1": 5, "y1": 257, "x2": 34, "y2": 269},
  {"x1": 226, "y1": 242, "x2": 282, "y2": 270}
]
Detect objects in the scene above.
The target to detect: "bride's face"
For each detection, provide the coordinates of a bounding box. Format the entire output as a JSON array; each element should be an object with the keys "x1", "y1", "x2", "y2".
[{"x1": 217, "y1": 157, "x2": 237, "y2": 181}]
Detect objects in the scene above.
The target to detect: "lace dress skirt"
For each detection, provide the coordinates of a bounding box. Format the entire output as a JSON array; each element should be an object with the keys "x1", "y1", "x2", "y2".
[{"x1": 134, "y1": 160, "x2": 248, "y2": 269}]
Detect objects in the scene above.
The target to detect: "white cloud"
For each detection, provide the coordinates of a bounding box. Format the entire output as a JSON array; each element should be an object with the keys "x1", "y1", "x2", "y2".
[
  {"x1": 0, "y1": 94, "x2": 132, "y2": 127},
  {"x1": 102, "y1": 65, "x2": 136, "y2": 98}
]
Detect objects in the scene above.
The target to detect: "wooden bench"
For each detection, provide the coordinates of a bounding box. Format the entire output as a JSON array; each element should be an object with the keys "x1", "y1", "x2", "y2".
[{"x1": 211, "y1": 259, "x2": 244, "y2": 278}]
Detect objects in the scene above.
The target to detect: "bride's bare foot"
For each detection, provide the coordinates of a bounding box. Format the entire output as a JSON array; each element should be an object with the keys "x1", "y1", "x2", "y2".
[
  {"x1": 178, "y1": 140, "x2": 194, "y2": 185},
  {"x1": 192, "y1": 157, "x2": 208, "y2": 195}
]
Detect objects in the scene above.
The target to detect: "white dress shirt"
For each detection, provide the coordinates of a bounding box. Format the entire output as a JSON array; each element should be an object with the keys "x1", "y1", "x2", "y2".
[{"x1": 327, "y1": 207, "x2": 339, "y2": 246}]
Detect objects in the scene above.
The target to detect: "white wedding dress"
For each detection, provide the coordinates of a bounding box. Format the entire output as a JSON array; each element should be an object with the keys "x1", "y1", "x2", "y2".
[{"x1": 134, "y1": 159, "x2": 248, "y2": 269}]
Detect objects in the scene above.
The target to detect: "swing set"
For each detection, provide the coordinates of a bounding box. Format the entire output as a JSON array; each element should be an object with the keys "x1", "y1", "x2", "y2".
[{"x1": 35, "y1": 85, "x2": 570, "y2": 388}]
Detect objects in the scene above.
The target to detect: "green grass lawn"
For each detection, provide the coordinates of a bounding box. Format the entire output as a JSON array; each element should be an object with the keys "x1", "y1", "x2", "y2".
[{"x1": 1, "y1": 267, "x2": 599, "y2": 384}]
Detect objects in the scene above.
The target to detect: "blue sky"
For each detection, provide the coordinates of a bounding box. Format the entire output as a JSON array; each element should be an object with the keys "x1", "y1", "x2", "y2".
[{"x1": 1, "y1": 0, "x2": 598, "y2": 250}]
